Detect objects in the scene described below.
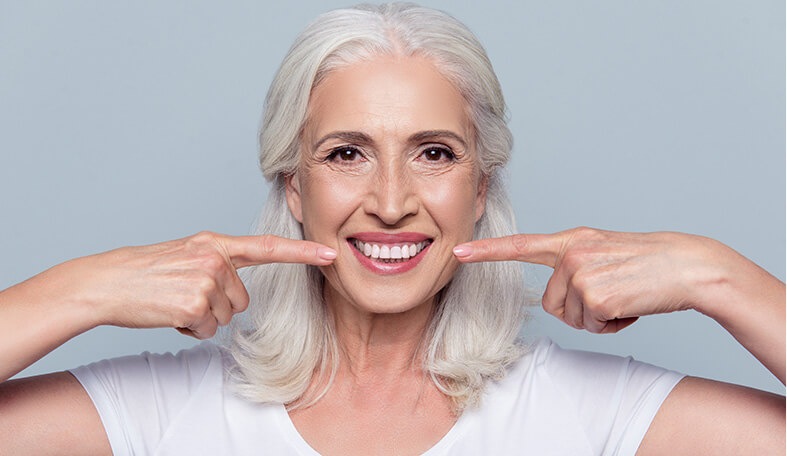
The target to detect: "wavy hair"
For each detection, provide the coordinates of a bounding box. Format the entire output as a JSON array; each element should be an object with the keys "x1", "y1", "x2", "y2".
[{"x1": 227, "y1": 2, "x2": 529, "y2": 411}]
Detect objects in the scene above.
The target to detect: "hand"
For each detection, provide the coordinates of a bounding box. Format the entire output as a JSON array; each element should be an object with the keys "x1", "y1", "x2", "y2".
[
  {"x1": 453, "y1": 227, "x2": 735, "y2": 333},
  {"x1": 52, "y1": 232, "x2": 336, "y2": 339}
]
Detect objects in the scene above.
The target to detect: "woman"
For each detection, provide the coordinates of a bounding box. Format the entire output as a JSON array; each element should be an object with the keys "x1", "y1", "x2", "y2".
[{"x1": 0, "y1": 3, "x2": 783, "y2": 455}]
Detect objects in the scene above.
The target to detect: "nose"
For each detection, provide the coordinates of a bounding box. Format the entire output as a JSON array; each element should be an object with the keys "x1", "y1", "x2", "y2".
[{"x1": 363, "y1": 161, "x2": 419, "y2": 225}]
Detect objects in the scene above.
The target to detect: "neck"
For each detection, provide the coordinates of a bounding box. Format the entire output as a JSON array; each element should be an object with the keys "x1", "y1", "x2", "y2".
[{"x1": 325, "y1": 286, "x2": 437, "y2": 382}]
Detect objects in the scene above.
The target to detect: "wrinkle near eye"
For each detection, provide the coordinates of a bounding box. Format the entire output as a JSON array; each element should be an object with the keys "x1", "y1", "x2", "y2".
[
  {"x1": 313, "y1": 146, "x2": 373, "y2": 175},
  {"x1": 327, "y1": 146, "x2": 364, "y2": 162}
]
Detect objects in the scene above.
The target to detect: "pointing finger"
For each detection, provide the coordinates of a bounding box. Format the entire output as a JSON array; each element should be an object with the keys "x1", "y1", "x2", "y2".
[
  {"x1": 220, "y1": 234, "x2": 337, "y2": 268},
  {"x1": 453, "y1": 233, "x2": 566, "y2": 267}
]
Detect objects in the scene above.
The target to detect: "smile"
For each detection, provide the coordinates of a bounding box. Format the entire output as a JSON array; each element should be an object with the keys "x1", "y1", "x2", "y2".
[
  {"x1": 346, "y1": 233, "x2": 433, "y2": 274},
  {"x1": 350, "y1": 239, "x2": 432, "y2": 263}
]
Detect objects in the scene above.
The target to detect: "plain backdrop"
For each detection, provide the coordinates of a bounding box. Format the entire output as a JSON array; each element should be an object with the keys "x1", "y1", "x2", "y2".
[{"x1": 1, "y1": 1, "x2": 784, "y2": 395}]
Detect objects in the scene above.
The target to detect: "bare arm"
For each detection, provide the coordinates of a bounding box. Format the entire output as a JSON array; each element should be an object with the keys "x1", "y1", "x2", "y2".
[
  {"x1": 0, "y1": 372, "x2": 111, "y2": 455},
  {"x1": 455, "y1": 227, "x2": 786, "y2": 453},
  {"x1": 455, "y1": 228, "x2": 785, "y2": 382},
  {"x1": 638, "y1": 377, "x2": 785, "y2": 455},
  {"x1": 0, "y1": 232, "x2": 336, "y2": 454},
  {"x1": 0, "y1": 232, "x2": 335, "y2": 382}
]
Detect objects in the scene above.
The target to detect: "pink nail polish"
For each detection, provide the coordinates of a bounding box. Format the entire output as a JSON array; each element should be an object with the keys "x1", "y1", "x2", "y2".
[
  {"x1": 453, "y1": 245, "x2": 472, "y2": 257},
  {"x1": 318, "y1": 247, "x2": 337, "y2": 260}
]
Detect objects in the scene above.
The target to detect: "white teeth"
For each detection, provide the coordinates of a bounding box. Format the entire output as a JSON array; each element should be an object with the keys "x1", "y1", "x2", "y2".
[{"x1": 352, "y1": 239, "x2": 431, "y2": 261}]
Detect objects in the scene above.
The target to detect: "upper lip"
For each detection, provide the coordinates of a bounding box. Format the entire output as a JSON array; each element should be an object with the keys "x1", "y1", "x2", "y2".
[{"x1": 349, "y1": 232, "x2": 432, "y2": 243}]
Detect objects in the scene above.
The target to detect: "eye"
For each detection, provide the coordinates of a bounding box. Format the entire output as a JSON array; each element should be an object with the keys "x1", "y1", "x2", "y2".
[
  {"x1": 421, "y1": 146, "x2": 455, "y2": 162},
  {"x1": 326, "y1": 146, "x2": 363, "y2": 162}
]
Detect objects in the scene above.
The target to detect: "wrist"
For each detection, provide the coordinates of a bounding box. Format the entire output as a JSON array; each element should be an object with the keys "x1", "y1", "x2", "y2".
[
  {"x1": 0, "y1": 264, "x2": 103, "y2": 380},
  {"x1": 24, "y1": 259, "x2": 106, "y2": 333},
  {"x1": 687, "y1": 237, "x2": 784, "y2": 326},
  {"x1": 679, "y1": 236, "x2": 741, "y2": 318}
]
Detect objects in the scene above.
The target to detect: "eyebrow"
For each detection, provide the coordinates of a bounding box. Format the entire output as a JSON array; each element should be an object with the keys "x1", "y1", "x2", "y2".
[
  {"x1": 409, "y1": 130, "x2": 468, "y2": 149},
  {"x1": 313, "y1": 131, "x2": 373, "y2": 150},
  {"x1": 313, "y1": 129, "x2": 468, "y2": 150}
]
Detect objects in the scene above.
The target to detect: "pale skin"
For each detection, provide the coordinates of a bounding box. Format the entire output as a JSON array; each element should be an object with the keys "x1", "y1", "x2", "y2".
[
  {"x1": 0, "y1": 54, "x2": 784, "y2": 455},
  {"x1": 284, "y1": 55, "x2": 482, "y2": 454},
  {"x1": 454, "y1": 229, "x2": 786, "y2": 454}
]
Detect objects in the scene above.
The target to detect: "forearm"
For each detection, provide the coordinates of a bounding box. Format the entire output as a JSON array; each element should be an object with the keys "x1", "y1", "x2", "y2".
[
  {"x1": 692, "y1": 241, "x2": 786, "y2": 384},
  {"x1": 0, "y1": 262, "x2": 100, "y2": 382}
]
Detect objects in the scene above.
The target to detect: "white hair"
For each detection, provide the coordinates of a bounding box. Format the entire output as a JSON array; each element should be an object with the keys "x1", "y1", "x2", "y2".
[{"x1": 226, "y1": 2, "x2": 530, "y2": 411}]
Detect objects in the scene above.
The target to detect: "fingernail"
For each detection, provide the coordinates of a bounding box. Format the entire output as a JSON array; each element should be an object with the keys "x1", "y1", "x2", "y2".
[
  {"x1": 453, "y1": 245, "x2": 473, "y2": 258},
  {"x1": 318, "y1": 247, "x2": 337, "y2": 260}
]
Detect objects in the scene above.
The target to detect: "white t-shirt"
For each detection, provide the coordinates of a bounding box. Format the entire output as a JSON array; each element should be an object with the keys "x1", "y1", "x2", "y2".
[{"x1": 70, "y1": 338, "x2": 684, "y2": 455}]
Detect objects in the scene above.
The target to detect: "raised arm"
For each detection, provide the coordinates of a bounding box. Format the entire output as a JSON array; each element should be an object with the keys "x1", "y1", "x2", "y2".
[
  {"x1": 0, "y1": 231, "x2": 335, "y2": 454},
  {"x1": 454, "y1": 227, "x2": 785, "y2": 453},
  {"x1": 454, "y1": 227, "x2": 785, "y2": 381}
]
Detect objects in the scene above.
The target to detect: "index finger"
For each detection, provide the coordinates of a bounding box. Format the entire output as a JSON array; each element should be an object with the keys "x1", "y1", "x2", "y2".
[
  {"x1": 452, "y1": 233, "x2": 565, "y2": 267},
  {"x1": 221, "y1": 234, "x2": 337, "y2": 268}
]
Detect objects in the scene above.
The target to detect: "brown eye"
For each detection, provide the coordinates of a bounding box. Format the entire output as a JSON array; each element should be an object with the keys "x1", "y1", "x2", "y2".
[
  {"x1": 327, "y1": 146, "x2": 362, "y2": 162},
  {"x1": 422, "y1": 147, "x2": 455, "y2": 161}
]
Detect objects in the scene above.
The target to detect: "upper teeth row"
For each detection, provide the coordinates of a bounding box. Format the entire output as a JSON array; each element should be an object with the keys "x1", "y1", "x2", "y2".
[{"x1": 353, "y1": 240, "x2": 430, "y2": 259}]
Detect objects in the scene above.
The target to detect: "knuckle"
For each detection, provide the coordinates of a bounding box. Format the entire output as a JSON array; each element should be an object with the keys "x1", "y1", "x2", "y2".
[
  {"x1": 182, "y1": 297, "x2": 210, "y2": 321},
  {"x1": 585, "y1": 319, "x2": 604, "y2": 334},
  {"x1": 568, "y1": 226, "x2": 604, "y2": 247},
  {"x1": 540, "y1": 290, "x2": 558, "y2": 312},
  {"x1": 188, "y1": 231, "x2": 216, "y2": 247},
  {"x1": 193, "y1": 325, "x2": 216, "y2": 340},
  {"x1": 199, "y1": 254, "x2": 226, "y2": 275},
  {"x1": 561, "y1": 251, "x2": 583, "y2": 271},
  {"x1": 511, "y1": 235, "x2": 530, "y2": 256},
  {"x1": 571, "y1": 271, "x2": 593, "y2": 291},
  {"x1": 577, "y1": 283, "x2": 597, "y2": 305},
  {"x1": 195, "y1": 274, "x2": 219, "y2": 295},
  {"x1": 541, "y1": 296, "x2": 562, "y2": 317},
  {"x1": 572, "y1": 226, "x2": 595, "y2": 238},
  {"x1": 216, "y1": 313, "x2": 232, "y2": 326},
  {"x1": 581, "y1": 288, "x2": 610, "y2": 314},
  {"x1": 201, "y1": 320, "x2": 219, "y2": 338},
  {"x1": 235, "y1": 291, "x2": 250, "y2": 313},
  {"x1": 562, "y1": 310, "x2": 580, "y2": 328},
  {"x1": 257, "y1": 235, "x2": 278, "y2": 258}
]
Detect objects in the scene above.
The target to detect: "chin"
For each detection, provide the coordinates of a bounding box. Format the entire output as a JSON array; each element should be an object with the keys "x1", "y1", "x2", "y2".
[
  {"x1": 357, "y1": 298, "x2": 434, "y2": 315},
  {"x1": 324, "y1": 278, "x2": 441, "y2": 316}
]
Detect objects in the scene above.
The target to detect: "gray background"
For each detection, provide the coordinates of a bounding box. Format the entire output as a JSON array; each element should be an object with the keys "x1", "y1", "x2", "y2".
[{"x1": 1, "y1": 1, "x2": 784, "y2": 395}]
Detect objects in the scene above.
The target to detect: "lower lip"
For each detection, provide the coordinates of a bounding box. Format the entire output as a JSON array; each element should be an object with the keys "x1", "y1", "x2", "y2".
[{"x1": 348, "y1": 240, "x2": 431, "y2": 275}]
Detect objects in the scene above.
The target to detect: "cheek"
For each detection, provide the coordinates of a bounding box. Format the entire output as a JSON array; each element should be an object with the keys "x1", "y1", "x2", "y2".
[
  {"x1": 300, "y1": 175, "x2": 363, "y2": 241},
  {"x1": 424, "y1": 176, "x2": 481, "y2": 237}
]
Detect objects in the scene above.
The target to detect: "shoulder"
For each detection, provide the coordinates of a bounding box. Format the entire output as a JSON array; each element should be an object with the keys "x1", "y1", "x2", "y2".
[
  {"x1": 448, "y1": 338, "x2": 685, "y2": 455},
  {"x1": 513, "y1": 337, "x2": 684, "y2": 396},
  {"x1": 71, "y1": 341, "x2": 227, "y2": 396},
  {"x1": 69, "y1": 341, "x2": 234, "y2": 417},
  {"x1": 69, "y1": 342, "x2": 232, "y2": 454}
]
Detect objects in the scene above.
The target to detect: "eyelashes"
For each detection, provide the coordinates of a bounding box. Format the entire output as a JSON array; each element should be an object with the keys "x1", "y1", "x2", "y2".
[
  {"x1": 323, "y1": 145, "x2": 458, "y2": 165},
  {"x1": 421, "y1": 146, "x2": 456, "y2": 162},
  {"x1": 326, "y1": 146, "x2": 364, "y2": 163}
]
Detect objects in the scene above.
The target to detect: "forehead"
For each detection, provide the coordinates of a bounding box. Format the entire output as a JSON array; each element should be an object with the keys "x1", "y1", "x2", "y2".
[{"x1": 304, "y1": 55, "x2": 472, "y2": 143}]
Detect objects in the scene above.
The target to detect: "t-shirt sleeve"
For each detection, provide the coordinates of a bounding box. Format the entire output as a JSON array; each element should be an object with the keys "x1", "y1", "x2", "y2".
[
  {"x1": 535, "y1": 339, "x2": 685, "y2": 456},
  {"x1": 69, "y1": 342, "x2": 224, "y2": 456}
]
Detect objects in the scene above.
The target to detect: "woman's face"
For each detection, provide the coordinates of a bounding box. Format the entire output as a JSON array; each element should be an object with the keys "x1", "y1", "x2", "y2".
[{"x1": 286, "y1": 54, "x2": 486, "y2": 314}]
